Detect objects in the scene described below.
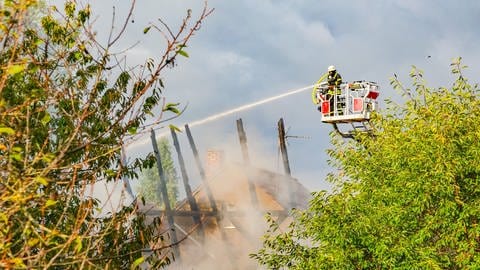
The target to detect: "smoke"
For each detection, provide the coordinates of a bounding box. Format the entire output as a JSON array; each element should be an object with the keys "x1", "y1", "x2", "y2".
[
  {"x1": 163, "y1": 136, "x2": 310, "y2": 269},
  {"x1": 166, "y1": 166, "x2": 272, "y2": 269}
]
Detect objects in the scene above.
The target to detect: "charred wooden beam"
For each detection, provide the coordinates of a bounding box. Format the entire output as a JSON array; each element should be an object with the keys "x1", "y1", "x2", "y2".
[
  {"x1": 150, "y1": 129, "x2": 180, "y2": 261},
  {"x1": 170, "y1": 127, "x2": 205, "y2": 240},
  {"x1": 277, "y1": 118, "x2": 292, "y2": 176},
  {"x1": 236, "y1": 118, "x2": 259, "y2": 207},
  {"x1": 277, "y1": 118, "x2": 294, "y2": 210},
  {"x1": 185, "y1": 124, "x2": 218, "y2": 213}
]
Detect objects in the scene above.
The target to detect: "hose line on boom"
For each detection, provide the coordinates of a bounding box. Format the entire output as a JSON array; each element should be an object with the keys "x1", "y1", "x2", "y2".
[{"x1": 312, "y1": 72, "x2": 328, "y2": 104}]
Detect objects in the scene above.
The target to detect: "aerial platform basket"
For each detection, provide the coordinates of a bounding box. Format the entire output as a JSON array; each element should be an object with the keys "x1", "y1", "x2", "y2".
[{"x1": 313, "y1": 81, "x2": 380, "y2": 138}]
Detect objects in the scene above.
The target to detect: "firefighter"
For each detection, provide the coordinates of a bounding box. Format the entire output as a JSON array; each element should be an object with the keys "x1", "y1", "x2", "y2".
[{"x1": 326, "y1": 65, "x2": 343, "y2": 115}]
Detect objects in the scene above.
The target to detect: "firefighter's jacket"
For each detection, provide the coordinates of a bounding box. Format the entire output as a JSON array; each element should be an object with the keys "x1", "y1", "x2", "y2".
[{"x1": 327, "y1": 72, "x2": 342, "y2": 95}]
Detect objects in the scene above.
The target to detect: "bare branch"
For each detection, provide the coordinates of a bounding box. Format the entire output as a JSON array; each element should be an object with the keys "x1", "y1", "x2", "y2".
[{"x1": 108, "y1": 0, "x2": 137, "y2": 47}]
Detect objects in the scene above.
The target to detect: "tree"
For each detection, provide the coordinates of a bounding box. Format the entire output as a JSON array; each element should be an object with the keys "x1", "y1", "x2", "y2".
[
  {"x1": 253, "y1": 58, "x2": 480, "y2": 269},
  {"x1": 0, "y1": 0, "x2": 212, "y2": 268},
  {"x1": 137, "y1": 138, "x2": 179, "y2": 209}
]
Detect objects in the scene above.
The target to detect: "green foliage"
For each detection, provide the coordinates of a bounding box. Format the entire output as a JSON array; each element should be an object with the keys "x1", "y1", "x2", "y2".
[
  {"x1": 253, "y1": 59, "x2": 480, "y2": 269},
  {"x1": 0, "y1": 0, "x2": 210, "y2": 268},
  {"x1": 136, "y1": 138, "x2": 179, "y2": 208}
]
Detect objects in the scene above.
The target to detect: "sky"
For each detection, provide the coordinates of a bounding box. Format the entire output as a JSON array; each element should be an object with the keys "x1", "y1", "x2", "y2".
[{"x1": 48, "y1": 0, "x2": 480, "y2": 194}]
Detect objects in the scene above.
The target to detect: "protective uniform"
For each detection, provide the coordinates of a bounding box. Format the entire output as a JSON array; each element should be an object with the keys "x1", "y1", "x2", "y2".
[
  {"x1": 325, "y1": 66, "x2": 343, "y2": 115},
  {"x1": 327, "y1": 66, "x2": 342, "y2": 93}
]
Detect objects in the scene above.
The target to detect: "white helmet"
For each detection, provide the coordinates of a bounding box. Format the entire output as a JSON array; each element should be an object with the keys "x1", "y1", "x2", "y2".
[{"x1": 328, "y1": 65, "x2": 336, "y2": 72}]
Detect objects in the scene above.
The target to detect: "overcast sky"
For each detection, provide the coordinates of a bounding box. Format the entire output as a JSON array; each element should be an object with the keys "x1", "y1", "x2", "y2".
[{"x1": 49, "y1": 0, "x2": 480, "y2": 193}]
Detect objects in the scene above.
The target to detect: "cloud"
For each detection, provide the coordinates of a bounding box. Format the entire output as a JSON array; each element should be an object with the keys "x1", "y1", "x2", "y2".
[
  {"x1": 206, "y1": 50, "x2": 254, "y2": 83},
  {"x1": 302, "y1": 21, "x2": 335, "y2": 45}
]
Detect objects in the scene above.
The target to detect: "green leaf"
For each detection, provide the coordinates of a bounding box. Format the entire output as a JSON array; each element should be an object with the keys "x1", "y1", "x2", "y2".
[
  {"x1": 0, "y1": 212, "x2": 8, "y2": 223},
  {"x1": 0, "y1": 126, "x2": 14, "y2": 135},
  {"x1": 27, "y1": 238, "x2": 39, "y2": 247},
  {"x1": 128, "y1": 126, "x2": 137, "y2": 135},
  {"x1": 163, "y1": 103, "x2": 180, "y2": 114},
  {"x1": 169, "y1": 124, "x2": 182, "y2": 133},
  {"x1": 45, "y1": 199, "x2": 57, "y2": 207},
  {"x1": 41, "y1": 153, "x2": 55, "y2": 163},
  {"x1": 78, "y1": 6, "x2": 91, "y2": 24},
  {"x1": 10, "y1": 153, "x2": 22, "y2": 162},
  {"x1": 6, "y1": 64, "x2": 25, "y2": 75},
  {"x1": 1, "y1": 10, "x2": 11, "y2": 17},
  {"x1": 143, "y1": 26, "x2": 151, "y2": 34},
  {"x1": 75, "y1": 237, "x2": 82, "y2": 252},
  {"x1": 65, "y1": 1, "x2": 76, "y2": 17},
  {"x1": 131, "y1": 256, "x2": 145, "y2": 269},
  {"x1": 11, "y1": 258, "x2": 26, "y2": 268},
  {"x1": 41, "y1": 113, "x2": 51, "y2": 125},
  {"x1": 105, "y1": 169, "x2": 117, "y2": 177},
  {"x1": 177, "y1": 49, "x2": 189, "y2": 58},
  {"x1": 35, "y1": 176, "x2": 49, "y2": 185}
]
